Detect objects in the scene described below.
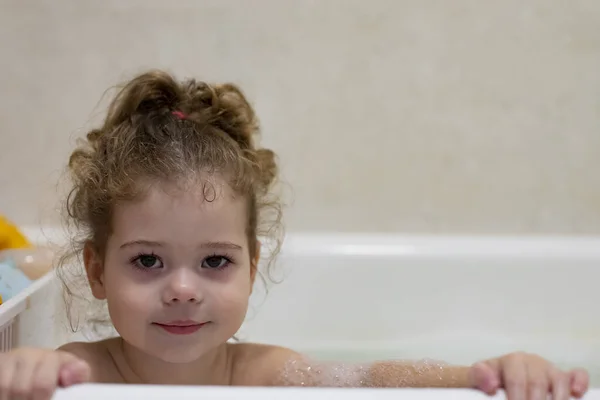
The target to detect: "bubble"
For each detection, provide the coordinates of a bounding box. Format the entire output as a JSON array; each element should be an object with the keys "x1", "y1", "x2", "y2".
[{"x1": 275, "y1": 355, "x2": 368, "y2": 387}]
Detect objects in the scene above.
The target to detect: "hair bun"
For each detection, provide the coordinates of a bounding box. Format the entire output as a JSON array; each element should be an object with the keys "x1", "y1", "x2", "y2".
[
  {"x1": 103, "y1": 70, "x2": 183, "y2": 129},
  {"x1": 183, "y1": 81, "x2": 259, "y2": 150}
]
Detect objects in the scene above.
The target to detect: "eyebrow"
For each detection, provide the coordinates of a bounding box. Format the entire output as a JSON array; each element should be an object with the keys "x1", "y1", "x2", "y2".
[{"x1": 119, "y1": 240, "x2": 243, "y2": 250}]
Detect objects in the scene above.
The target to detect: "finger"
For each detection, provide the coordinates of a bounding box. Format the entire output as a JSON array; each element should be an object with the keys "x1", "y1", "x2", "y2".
[
  {"x1": 569, "y1": 369, "x2": 590, "y2": 398},
  {"x1": 0, "y1": 355, "x2": 16, "y2": 400},
  {"x1": 526, "y1": 359, "x2": 550, "y2": 400},
  {"x1": 549, "y1": 369, "x2": 570, "y2": 400},
  {"x1": 501, "y1": 354, "x2": 528, "y2": 400},
  {"x1": 469, "y1": 362, "x2": 500, "y2": 395},
  {"x1": 58, "y1": 361, "x2": 90, "y2": 387},
  {"x1": 57, "y1": 354, "x2": 90, "y2": 387},
  {"x1": 31, "y1": 354, "x2": 63, "y2": 400},
  {"x1": 10, "y1": 355, "x2": 40, "y2": 400}
]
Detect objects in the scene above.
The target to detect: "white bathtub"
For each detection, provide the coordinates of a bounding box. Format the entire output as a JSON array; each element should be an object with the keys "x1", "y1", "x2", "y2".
[
  {"x1": 239, "y1": 234, "x2": 600, "y2": 386},
  {"x1": 13, "y1": 228, "x2": 600, "y2": 395}
]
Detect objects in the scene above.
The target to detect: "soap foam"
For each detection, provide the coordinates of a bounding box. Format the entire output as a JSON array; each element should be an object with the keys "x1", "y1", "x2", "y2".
[{"x1": 275, "y1": 356, "x2": 368, "y2": 387}]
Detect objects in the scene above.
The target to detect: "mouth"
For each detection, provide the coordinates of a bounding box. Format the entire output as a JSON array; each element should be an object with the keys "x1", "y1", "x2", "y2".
[{"x1": 152, "y1": 320, "x2": 208, "y2": 335}]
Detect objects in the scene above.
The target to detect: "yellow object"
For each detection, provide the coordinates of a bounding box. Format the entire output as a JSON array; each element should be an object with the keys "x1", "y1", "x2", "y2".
[
  {"x1": 0, "y1": 216, "x2": 31, "y2": 251},
  {"x1": 0, "y1": 293, "x2": 3, "y2": 305}
]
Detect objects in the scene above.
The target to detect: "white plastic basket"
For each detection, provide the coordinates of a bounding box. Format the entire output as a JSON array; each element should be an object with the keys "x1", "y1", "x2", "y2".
[
  {"x1": 0, "y1": 270, "x2": 61, "y2": 351},
  {"x1": 0, "y1": 318, "x2": 15, "y2": 352}
]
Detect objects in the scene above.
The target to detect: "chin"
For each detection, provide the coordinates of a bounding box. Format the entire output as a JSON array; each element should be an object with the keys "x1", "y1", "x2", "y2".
[
  {"x1": 156, "y1": 346, "x2": 212, "y2": 364},
  {"x1": 148, "y1": 334, "x2": 227, "y2": 364}
]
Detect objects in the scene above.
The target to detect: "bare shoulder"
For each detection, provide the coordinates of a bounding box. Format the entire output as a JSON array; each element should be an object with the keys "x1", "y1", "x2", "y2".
[
  {"x1": 57, "y1": 338, "x2": 122, "y2": 383},
  {"x1": 229, "y1": 342, "x2": 306, "y2": 386}
]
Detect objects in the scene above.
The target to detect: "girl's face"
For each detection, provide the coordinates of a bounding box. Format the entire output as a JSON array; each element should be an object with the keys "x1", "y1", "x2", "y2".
[{"x1": 85, "y1": 179, "x2": 257, "y2": 363}]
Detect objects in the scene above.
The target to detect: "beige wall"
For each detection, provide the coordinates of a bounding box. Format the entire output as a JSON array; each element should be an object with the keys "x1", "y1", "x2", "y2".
[{"x1": 1, "y1": 1, "x2": 599, "y2": 234}]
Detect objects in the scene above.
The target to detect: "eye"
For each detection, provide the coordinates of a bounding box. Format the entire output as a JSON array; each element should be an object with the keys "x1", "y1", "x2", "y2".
[
  {"x1": 202, "y1": 255, "x2": 230, "y2": 269},
  {"x1": 132, "y1": 254, "x2": 163, "y2": 269}
]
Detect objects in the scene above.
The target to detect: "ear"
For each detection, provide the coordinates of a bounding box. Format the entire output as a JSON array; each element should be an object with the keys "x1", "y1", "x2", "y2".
[
  {"x1": 249, "y1": 239, "x2": 261, "y2": 289},
  {"x1": 83, "y1": 241, "x2": 106, "y2": 300}
]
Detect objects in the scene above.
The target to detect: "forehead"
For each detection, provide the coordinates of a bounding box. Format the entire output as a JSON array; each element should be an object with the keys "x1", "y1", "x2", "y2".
[{"x1": 110, "y1": 180, "x2": 247, "y2": 244}]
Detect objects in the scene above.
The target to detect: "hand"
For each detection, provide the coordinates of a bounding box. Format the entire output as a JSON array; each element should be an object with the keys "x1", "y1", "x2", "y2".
[
  {"x1": 0, "y1": 348, "x2": 90, "y2": 400},
  {"x1": 469, "y1": 352, "x2": 589, "y2": 400}
]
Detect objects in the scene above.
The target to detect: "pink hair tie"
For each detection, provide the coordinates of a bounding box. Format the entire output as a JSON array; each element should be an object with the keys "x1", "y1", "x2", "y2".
[{"x1": 172, "y1": 110, "x2": 187, "y2": 119}]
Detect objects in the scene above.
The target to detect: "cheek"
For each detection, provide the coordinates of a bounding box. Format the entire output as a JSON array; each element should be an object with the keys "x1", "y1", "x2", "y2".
[
  {"x1": 209, "y1": 269, "x2": 252, "y2": 311},
  {"x1": 103, "y1": 265, "x2": 157, "y2": 317}
]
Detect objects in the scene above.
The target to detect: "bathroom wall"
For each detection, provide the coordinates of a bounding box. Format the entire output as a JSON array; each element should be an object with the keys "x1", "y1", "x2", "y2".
[{"x1": 1, "y1": 1, "x2": 599, "y2": 234}]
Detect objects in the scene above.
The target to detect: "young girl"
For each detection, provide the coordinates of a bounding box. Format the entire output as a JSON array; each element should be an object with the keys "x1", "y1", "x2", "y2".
[{"x1": 0, "y1": 70, "x2": 589, "y2": 400}]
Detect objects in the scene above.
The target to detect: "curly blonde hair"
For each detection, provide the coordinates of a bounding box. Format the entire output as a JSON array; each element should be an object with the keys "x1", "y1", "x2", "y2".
[{"x1": 57, "y1": 70, "x2": 283, "y2": 336}]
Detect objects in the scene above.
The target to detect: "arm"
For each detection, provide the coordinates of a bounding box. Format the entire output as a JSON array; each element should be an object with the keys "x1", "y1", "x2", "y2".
[
  {"x1": 366, "y1": 360, "x2": 471, "y2": 388},
  {"x1": 234, "y1": 344, "x2": 590, "y2": 399},
  {"x1": 232, "y1": 343, "x2": 470, "y2": 388}
]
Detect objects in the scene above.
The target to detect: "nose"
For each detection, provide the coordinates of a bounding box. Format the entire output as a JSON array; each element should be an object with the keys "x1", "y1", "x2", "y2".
[{"x1": 163, "y1": 268, "x2": 203, "y2": 304}]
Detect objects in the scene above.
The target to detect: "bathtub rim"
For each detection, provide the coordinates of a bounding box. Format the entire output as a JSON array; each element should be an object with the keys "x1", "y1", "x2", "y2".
[{"x1": 52, "y1": 384, "x2": 600, "y2": 400}]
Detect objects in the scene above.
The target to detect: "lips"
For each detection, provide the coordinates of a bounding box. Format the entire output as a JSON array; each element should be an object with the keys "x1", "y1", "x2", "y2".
[{"x1": 153, "y1": 320, "x2": 208, "y2": 335}]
